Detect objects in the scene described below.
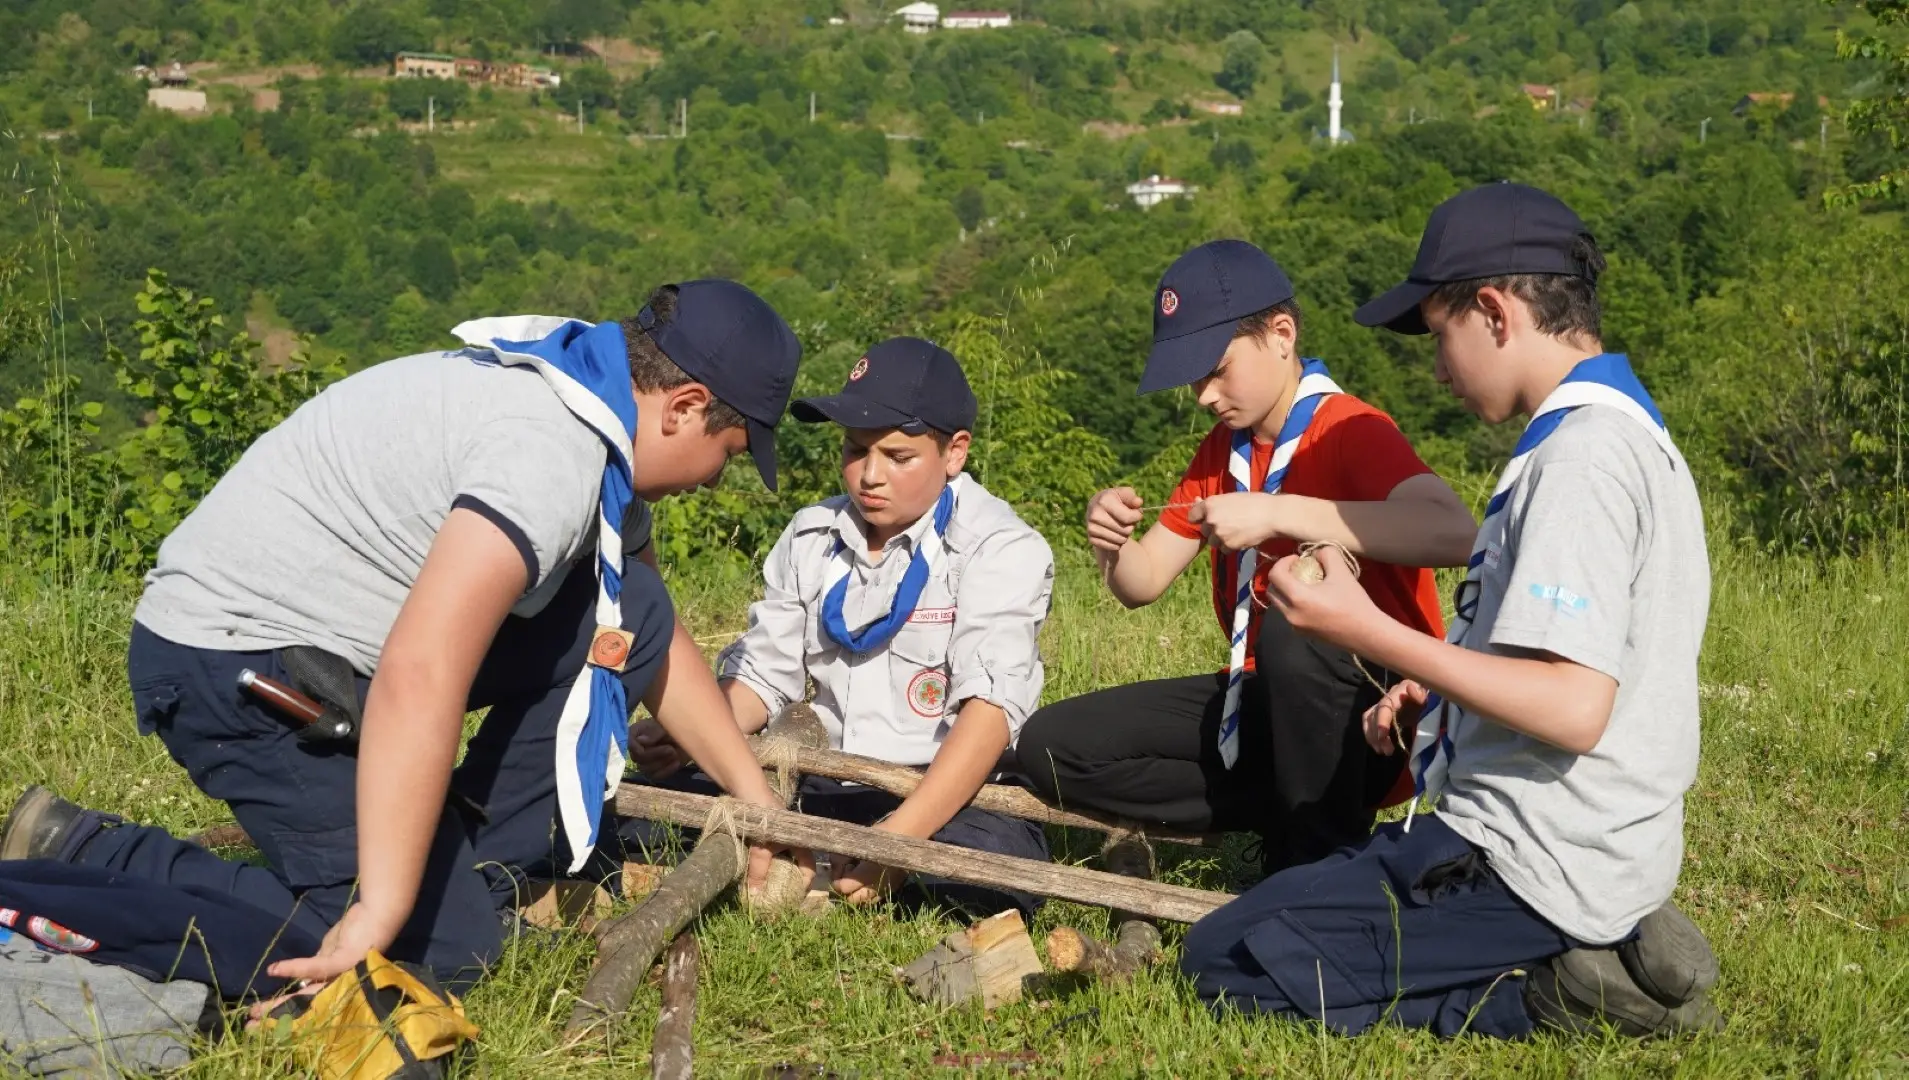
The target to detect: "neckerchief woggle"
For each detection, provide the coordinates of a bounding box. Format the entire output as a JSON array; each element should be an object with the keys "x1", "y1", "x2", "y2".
[
  {"x1": 821, "y1": 475, "x2": 964, "y2": 654},
  {"x1": 1217, "y1": 359, "x2": 1342, "y2": 768},
  {"x1": 1404, "y1": 353, "x2": 1677, "y2": 831},
  {"x1": 449, "y1": 315, "x2": 636, "y2": 872}
]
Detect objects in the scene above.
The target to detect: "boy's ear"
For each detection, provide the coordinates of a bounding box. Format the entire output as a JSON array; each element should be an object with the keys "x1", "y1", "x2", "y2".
[
  {"x1": 1473, "y1": 286, "x2": 1515, "y2": 347},
  {"x1": 657, "y1": 382, "x2": 713, "y2": 435},
  {"x1": 944, "y1": 430, "x2": 972, "y2": 476},
  {"x1": 1266, "y1": 311, "x2": 1299, "y2": 356}
]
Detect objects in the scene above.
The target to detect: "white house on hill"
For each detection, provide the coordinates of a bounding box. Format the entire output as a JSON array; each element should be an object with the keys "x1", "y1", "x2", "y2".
[
  {"x1": 1127, "y1": 174, "x2": 1195, "y2": 209},
  {"x1": 943, "y1": 10, "x2": 1012, "y2": 28},
  {"x1": 894, "y1": 2, "x2": 940, "y2": 33}
]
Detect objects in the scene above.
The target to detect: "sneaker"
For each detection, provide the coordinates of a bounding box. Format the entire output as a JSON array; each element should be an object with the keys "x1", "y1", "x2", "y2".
[
  {"x1": 1619, "y1": 903, "x2": 1720, "y2": 1007},
  {"x1": 0, "y1": 786, "x2": 86, "y2": 862},
  {"x1": 1525, "y1": 947, "x2": 1725, "y2": 1038}
]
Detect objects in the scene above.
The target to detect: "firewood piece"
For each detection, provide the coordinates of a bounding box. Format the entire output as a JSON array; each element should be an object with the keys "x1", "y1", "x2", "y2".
[
  {"x1": 746, "y1": 739, "x2": 1214, "y2": 848},
  {"x1": 901, "y1": 910, "x2": 1044, "y2": 1009},
  {"x1": 622, "y1": 861, "x2": 667, "y2": 903},
  {"x1": 187, "y1": 824, "x2": 253, "y2": 850},
  {"x1": 520, "y1": 879, "x2": 615, "y2": 932},
  {"x1": 651, "y1": 934, "x2": 699, "y2": 1080},
  {"x1": 1044, "y1": 921, "x2": 1163, "y2": 980},
  {"x1": 612, "y1": 783, "x2": 1232, "y2": 924},
  {"x1": 569, "y1": 705, "x2": 826, "y2": 1037}
]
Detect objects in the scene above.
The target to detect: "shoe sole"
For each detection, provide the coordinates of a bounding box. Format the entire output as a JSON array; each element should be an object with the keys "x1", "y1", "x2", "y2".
[
  {"x1": 0, "y1": 786, "x2": 55, "y2": 861},
  {"x1": 1620, "y1": 904, "x2": 1720, "y2": 1006}
]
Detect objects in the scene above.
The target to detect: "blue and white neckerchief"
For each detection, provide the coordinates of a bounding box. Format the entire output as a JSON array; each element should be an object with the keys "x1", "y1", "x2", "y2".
[
  {"x1": 1217, "y1": 359, "x2": 1342, "y2": 768},
  {"x1": 450, "y1": 315, "x2": 637, "y2": 872},
  {"x1": 1405, "y1": 353, "x2": 1677, "y2": 831},
  {"x1": 821, "y1": 475, "x2": 964, "y2": 655}
]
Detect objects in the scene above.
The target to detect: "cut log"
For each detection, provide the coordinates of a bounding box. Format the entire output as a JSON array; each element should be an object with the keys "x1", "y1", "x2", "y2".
[
  {"x1": 900, "y1": 909, "x2": 1044, "y2": 1009},
  {"x1": 747, "y1": 737, "x2": 1213, "y2": 848},
  {"x1": 519, "y1": 879, "x2": 616, "y2": 933},
  {"x1": 569, "y1": 705, "x2": 826, "y2": 1037},
  {"x1": 1044, "y1": 921, "x2": 1162, "y2": 980},
  {"x1": 651, "y1": 934, "x2": 698, "y2": 1080},
  {"x1": 612, "y1": 783, "x2": 1232, "y2": 924}
]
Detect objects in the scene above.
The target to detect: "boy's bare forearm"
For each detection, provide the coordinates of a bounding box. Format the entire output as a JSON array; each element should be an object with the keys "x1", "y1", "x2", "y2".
[
  {"x1": 644, "y1": 629, "x2": 781, "y2": 805},
  {"x1": 354, "y1": 664, "x2": 463, "y2": 930},
  {"x1": 880, "y1": 700, "x2": 1010, "y2": 840},
  {"x1": 1273, "y1": 491, "x2": 1477, "y2": 568}
]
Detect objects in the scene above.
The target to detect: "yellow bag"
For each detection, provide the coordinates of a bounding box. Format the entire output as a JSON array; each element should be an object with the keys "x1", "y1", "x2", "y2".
[{"x1": 285, "y1": 950, "x2": 479, "y2": 1080}]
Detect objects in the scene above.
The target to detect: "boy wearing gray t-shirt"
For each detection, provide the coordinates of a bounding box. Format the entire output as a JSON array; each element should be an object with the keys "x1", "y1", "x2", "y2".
[
  {"x1": 1180, "y1": 183, "x2": 1721, "y2": 1039},
  {"x1": 1, "y1": 282, "x2": 811, "y2": 997}
]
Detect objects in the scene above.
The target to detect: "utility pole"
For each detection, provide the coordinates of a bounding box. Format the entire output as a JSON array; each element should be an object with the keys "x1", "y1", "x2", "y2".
[
  {"x1": 1820, "y1": 115, "x2": 1829, "y2": 154},
  {"x1": 810, "y1": 91, "x2": 816, "y2": 123},
  {"x1": 427, "y1": 95, "x2": 434, "y2": 133},
  {"x1": 85, "y1": 92, "x2": 93, "y2": 121},
  {"x1": 577, "y1": 98, "x2": 584, "y2": 134},
  {"x1": 1700, "y1": 116, "x2": 1710, "y2": 145}
]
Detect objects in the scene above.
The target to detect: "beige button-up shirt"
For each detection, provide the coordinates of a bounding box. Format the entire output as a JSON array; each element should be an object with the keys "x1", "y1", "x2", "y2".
[{"x1": 717, "y1": 475, "x2": 1054, "y2": 767}]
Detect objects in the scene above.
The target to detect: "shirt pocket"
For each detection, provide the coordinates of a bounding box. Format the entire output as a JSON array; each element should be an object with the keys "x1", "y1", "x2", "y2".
[{"x1": 887, "y1": 621, "x2": 954, "y2": 724}]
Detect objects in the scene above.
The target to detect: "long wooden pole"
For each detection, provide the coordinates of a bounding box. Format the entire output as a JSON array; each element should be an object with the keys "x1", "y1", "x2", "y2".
[
  {"x1": 651, "y1": 934, "x2": 698, "y2": 1080},
  {"x1": 612, "y1": 784, "x2": 1232, "y2": 925},
  {"x1": 747, "y1": 737, "x2": 1214, "y2": 848}
]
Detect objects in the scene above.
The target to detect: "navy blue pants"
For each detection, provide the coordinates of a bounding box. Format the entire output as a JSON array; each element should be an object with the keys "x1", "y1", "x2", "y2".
[
  {"x1": 64, "y1": 554, "x2": 674, "y2": 992},
  {"x1": 616, "y1": 772, "x2": 1051, "y2": 921},
  {"x1": 1179, "y1": 815, "x2": 1576, "y2": 1039}
]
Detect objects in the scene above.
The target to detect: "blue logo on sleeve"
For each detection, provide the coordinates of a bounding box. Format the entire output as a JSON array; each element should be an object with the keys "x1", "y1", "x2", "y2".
[{"x1": 1529, "y1": 583, "x2": 1590, "y2": 617}]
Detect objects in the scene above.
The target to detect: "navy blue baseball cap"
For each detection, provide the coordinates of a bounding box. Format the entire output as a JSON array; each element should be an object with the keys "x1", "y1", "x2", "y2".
[
  {"x1": 636, "y1": 279, "x2": 802, "y2": 490},
  {"x1": 1140, "y1": 239, "x2": 1297, "y2": 394},
  {"x1": 1354, "y1": 182, "x2": 1597, "y2": 335},
  {"x1": 791, "y1": 336, "x2": 978, "y2": 435}
]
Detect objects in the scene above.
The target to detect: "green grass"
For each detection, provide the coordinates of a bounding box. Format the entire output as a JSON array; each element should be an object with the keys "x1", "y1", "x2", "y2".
[{"x1": 3, "y1": 538, "x2": 1907, "y2": 1077}]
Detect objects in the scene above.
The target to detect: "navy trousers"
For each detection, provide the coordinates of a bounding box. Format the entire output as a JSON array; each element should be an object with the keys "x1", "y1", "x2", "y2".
[
  {"x1": 1179, "y1": 815, "x2": 1577, "y2": 1040},
  {"x1": 616, "y1": 772, "x2": 1051, "y2": 921},
  {"x1": 65, "y1": 554, "x2": 674, "y2": 992}
]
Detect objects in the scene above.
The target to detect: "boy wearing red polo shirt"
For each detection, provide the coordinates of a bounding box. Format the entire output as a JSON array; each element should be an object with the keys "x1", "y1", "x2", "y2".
[{"x1": 1016, "y1": 240, "x2": 1477, "y2": 874}]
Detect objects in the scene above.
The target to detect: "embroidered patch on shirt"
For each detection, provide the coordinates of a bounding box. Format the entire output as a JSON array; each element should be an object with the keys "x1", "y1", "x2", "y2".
[
  {"x1": 1483, "y1": 541, "x2": 1503, "y2": 569},
  {"x1": 908, "y1": 607, "x2": 956, "y2": 624},
  {"x1": 907, "y1": 669, "x2": 949, "y2": 716},
  {"x1": 0, "y1": 908, "x2": 17, "y2": 928},
  {"x1": 1528, "y1": 583, "x2": 1590, "y2": 617}
]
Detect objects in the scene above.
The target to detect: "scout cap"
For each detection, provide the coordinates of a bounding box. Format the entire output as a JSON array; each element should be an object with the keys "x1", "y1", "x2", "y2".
[
  {"x1": 791, "y1": 336, "x2": 978, "y2": 435},
  {"x1": 1139, "y1": 239, "x2": 1297, "y2": 395},
  {"x1": 636, "y1": 279, "x2": 802, "y2": 491},
  {"x1": 1355, "y1": 181, "x2": 1597, "y2": 335}
]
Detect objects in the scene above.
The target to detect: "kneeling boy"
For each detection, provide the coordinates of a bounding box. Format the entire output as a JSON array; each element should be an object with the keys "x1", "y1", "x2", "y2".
[
  {"x1": 622, "y1": 337, "x2": 1054, "y2": 916},
  {"x1": 1180, "y1": 183, "x2": 1720, "y2": 1038},
  {"x1": 1, "y1": 282, "x2": 807, "y2": 993}
]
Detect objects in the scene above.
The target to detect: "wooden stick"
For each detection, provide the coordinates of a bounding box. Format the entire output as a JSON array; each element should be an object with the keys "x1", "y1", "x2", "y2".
[
  {"x1": 747, "y1": 737, "x2": 1215, "y2": 847},
  {"x1": 612, "y1": 783, "x2": 1232, "y2": 925},
  {"x1": 651, "y1": 934, "x2": 698, "y2": 1080},
  {"x1": 568, "y1": 707, "x2": 824, "y2": 1036},
  {"x1": 1044, "y1": 921, "x2": 1162, "y2": 979}
]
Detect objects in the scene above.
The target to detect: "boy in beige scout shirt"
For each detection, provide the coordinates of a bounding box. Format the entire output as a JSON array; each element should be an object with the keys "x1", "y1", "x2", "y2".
[{"x1": 618, "y1": 337, "x2": 1056, "y2": 916}]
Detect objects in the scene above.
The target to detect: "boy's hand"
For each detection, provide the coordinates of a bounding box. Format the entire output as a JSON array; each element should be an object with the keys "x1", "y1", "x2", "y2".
[
  {"x1": 1264, "y1": 545, "x2": 1381, "y2": 651},
  {"x1": 1085, "y1": 487, "x2": 1144, "y2": 554},
  {"x1": 831, "y1": 856, "x2": 905, "y2": 906},
  {"x1": 1186, "y1": 493, "x2": 1280, "y2": 552},
  {"x1": 267, "y1": 901, "x2": 402, "y2": 985},
  {"x1": 629, "y1": 718, "x2": 688, "y2": 779},
  {"x1": 1365, "y1": 679, "x2": 1429, "y2": 756},
  {"x1": 747, "y1": 841, "x2": 816, "y2": 891}
]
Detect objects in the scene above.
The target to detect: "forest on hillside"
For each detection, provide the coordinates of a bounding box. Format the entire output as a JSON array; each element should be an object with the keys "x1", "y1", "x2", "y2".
[{"x1": 2, "y1": 0, "x2": 1906, "y2": 575}]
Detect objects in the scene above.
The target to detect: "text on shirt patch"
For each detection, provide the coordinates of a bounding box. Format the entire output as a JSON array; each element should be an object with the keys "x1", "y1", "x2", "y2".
[
  {"x1": 1483, "y1": 542, "x2": 1502, "y2": 569},
  {"x1": 909, "y1": 607, "x2": 956, "y2": 624},
  {"x1": 1528, "y1": 583, "x2": 1590, "y2": 617},
  {"x1": 907, "y1": 669, "x2": 949, "y2": 716}
]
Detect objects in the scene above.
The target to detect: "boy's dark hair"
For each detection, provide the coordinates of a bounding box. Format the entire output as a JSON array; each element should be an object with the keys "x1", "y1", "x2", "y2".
[
  {"x1": 620, "y1": 285, "x2": 748, "y2": 434},
  {"x1": 1233, "y1": 298, "x2": 1304, "y2": 349},
  {"x1": 1422, "y1": 233, "x2": 1606, "y2": 340}
]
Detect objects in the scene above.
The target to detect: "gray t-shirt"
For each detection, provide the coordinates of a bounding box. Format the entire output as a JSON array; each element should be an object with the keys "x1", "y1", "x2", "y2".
[
  {"x1": 135, "y1": 349, "x2": 608, "y2": 674},
  {"x1": 1437, "y1": 407, "x2": 1709, "y2": 945}
]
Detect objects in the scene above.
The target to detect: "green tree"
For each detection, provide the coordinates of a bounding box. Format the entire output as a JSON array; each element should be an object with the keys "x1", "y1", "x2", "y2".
[
  {"x1": 1825, "y1": 0, "x2": 1909, "y2": 205},
  {"x1": 1216, "y1": 30, "x2": 1266, "y2": 98},
  {"x1": 410, "y1": 235, "x2": 460, "y2": 301},
  {"x1": 953, "y1": 185, "x2": 986, "y2": 231},
  {"x1": 330, "y1": 5, "x2": 425, "y2": 67}
]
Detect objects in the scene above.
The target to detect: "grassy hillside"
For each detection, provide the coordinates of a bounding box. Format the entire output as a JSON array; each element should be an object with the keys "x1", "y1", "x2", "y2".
[{"x1": 3, "y1": 538, "x2": 1905, "y2": 1076}]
